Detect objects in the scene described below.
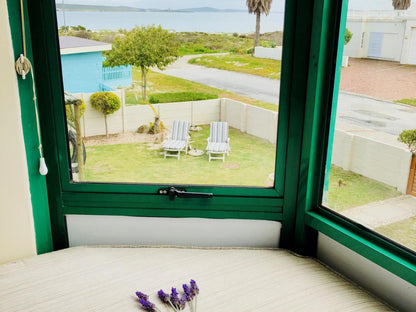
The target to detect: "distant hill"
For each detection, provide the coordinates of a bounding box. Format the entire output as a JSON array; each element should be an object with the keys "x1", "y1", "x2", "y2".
[
  {"x1": 182, "y1": 7, "x2": 246, "y2": 13},
  {"x1": 56, "y1": 4, "x2": 145, "y2": 12},
  {"x1": 55, "y1": 4, "x2": 245, "y2": 13}
]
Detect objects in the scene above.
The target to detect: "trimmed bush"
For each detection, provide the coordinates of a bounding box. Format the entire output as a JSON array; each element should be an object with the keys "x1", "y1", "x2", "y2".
[
  {"x1": 90, "y1": 91, "x2": 121, "y2": 137},
  {"x1": 398, "y1": 129, "x2": 416, "y2": 154},
  {"x1": 149, "y1": 92, "x2": 218, "y2": 104}
]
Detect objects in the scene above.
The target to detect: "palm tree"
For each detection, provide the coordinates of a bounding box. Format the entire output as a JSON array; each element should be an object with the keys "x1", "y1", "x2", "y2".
[
  {"x1": 392, "y1": 0, "x2": 411, "y2": 10},
  {"x1": 246, "y1": 0, "x2": 273, "y2": 54}
]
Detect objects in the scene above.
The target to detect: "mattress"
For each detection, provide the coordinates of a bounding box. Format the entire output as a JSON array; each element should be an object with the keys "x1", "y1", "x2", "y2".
[{"x1": 0, "y1": 246, "x2": 394, "y2": 311}]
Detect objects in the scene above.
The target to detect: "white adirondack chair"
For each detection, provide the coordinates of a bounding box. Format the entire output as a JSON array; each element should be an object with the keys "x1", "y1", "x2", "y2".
[
  {"x1": 206, "y1": 121, "x2": 230, "y2": 162},
  {"x1": 162, "y1": 120, "x2": 190, "y2": 160}
]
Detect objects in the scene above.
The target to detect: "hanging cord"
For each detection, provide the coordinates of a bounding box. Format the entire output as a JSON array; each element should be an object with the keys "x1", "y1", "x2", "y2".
[{"x1": 15, "y1": 0, "x2": 48, "y2": 175}]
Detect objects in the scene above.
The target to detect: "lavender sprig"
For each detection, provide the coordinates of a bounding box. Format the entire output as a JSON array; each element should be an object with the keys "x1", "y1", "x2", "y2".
[{"x1": 137, "y1": 296, "x2": 161, "y2": 312}]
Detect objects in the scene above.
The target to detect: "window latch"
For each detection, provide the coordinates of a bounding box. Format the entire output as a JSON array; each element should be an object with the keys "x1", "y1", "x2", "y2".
[{"x1": 157, "y1": 187, "x2": 213, "y2": 201}]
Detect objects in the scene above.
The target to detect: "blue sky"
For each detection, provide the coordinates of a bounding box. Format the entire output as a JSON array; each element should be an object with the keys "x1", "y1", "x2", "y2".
[{"x1": 58, "y1": 0, "x2": 397, "y2": 11}]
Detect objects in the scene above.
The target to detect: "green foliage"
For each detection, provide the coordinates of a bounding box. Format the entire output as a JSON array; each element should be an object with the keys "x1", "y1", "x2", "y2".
[
  {"x1": 149, "y1": 92, "x2": 218, "y2": 104},
  {"x1": 395, "y1": 98, "x2": 416, "y2": 107},
  {"x1": 189, "y1": 54, "x2": 281, "y2": 79},
  {"x1": 90, "y1": 92, "x2": 121, "y2": 115},
  {"x1": 65, "y1": 100, "x2": 86, "y2": 123},
  {"x1": 104, "y1": 25, "x2": 180, "y2": 70},
  {"x1": 344, "y1": 28, "x2": 353, "y2": 45},
  {"x1": 398, "y1": 129, "x2": 416, "y2": 154}
]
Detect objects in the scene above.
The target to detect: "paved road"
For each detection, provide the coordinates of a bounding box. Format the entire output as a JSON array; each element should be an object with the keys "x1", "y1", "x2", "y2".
[{"x1": 156, "y1": 55, "x2": 416, "y2": 135}]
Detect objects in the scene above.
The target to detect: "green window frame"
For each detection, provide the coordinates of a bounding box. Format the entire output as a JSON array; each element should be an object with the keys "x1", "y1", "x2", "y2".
[{"x1": 21, "y1": 0, "x2": 415, "y2": 285}]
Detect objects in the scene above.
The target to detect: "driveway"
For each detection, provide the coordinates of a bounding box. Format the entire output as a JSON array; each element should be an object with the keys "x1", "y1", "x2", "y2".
[{"x1": 156, "y1": 55, "x2": 416, "y2": 135}]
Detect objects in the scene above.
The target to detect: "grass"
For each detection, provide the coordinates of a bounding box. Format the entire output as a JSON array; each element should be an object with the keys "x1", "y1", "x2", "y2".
[
  {"x1": 375, "y1": 217, "x2": 416, "y2": 251},
  {"x1": 124, "y1": 68, "x2": 278, "y2": 111},
  {"x1": 175, "y1": 32, "x2": 281, "y2": 56},
  {"x1": 84, "y1": 126, "x2": 276, "y2": 186},
  {"x1": 325, "y1": 166, "x2": 402, "y2": 212},
  {"x1": 149, "y1": 92, "x2": 218, "y2": 104},
  {"x1": 189, "y1": 54, "x2": 281, "y2": 79},
  {"x1": 395, "y1": 98, "x2": 416, "y2": 107}
]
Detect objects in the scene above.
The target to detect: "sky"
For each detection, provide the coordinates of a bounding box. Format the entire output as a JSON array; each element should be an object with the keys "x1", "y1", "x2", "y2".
[{"x1": 58, "y1": 0, "x2": 399, "y2": 12}]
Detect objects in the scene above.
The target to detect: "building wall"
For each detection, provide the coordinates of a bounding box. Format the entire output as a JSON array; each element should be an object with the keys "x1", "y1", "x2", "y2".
[
  {"x1": 0, "y1": 1, "x2": 37, "y2": 264},
  {"x1": 61, "y1": 52, "x2": 103, "y2": 93},
  {"x1": 344, "y1": 19, "x2": 406, "y2": 62}
]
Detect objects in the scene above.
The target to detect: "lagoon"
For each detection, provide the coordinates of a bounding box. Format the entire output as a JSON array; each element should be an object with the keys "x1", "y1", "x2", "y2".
[{"x1": 56, "y1": 11, "x2": 284, "y2": 33}]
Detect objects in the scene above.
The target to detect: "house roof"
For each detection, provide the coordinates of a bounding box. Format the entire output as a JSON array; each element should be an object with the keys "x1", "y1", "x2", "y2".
[{"x1": 59, "y1": 36, "x2": 112, "y2": 55}]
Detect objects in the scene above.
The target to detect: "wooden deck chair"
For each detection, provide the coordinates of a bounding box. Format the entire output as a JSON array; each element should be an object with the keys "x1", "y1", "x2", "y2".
[
  {"x1": 162, "y1": 120, "x2": 190, "y2": 160},
  {"x1": 206, "y1": 121, "x2": 230, "y2": 162}
]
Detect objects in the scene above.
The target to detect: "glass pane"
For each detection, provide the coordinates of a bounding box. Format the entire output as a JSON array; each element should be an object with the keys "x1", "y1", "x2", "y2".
[
  {"x1": 55, "y1": 0, "x2": 284, "y2": 187},
  {"x1": 323, "y1": 2, "x2": 416, "y2": 253}
]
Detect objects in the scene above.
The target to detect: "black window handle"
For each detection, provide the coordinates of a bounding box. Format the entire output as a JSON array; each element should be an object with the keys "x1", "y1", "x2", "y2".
[{"x1": 158, "y1": 187, "x2": 213, "y2": 201}]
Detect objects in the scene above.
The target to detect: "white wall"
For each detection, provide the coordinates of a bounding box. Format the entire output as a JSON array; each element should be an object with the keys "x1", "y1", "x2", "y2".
[
  {"x1": 66, "y1": 215, "x2": 281, "y2": 248},
  {"x1": 331, "y1": 129, "x2": 412, "y2": 193},
  {"x1": 254, "y1": 46, "x2": 282, "y2": 60},
  {"x1": 0, "y1": 1, "x2": 37, "y2": 264},
  {"x1": 318, "y1": 233, "x2": 416, "y2": 312},
  {"x1": 344, "y1": 16, "x2": 407, "y2": 62}
]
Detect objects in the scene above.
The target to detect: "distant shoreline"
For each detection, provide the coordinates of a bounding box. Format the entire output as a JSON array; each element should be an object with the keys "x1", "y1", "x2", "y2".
[{"x1": 55, "y1": 4, "x2": 248, "y2": 13}]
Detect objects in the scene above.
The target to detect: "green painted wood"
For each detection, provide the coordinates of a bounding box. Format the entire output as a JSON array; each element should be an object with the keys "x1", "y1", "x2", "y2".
[
  {"x1": 7, "y1": 0, "x2": 53, "y2": 254},
  {"x1": 64, "y1": 206, "x2": 282, "y2": 221},
  {"x1": 26, "y1": 0, "x2": 70, "y2": 250},
  {"x1": 292, "y1": 0, "x2": 344, "y2": 254},
  {"x1": 26, "y1": 0, "x2": 286, "y2": 250},
  {"x1": 307, "y1": 210, "x2": 416, "y2": 286},
  {"x1": 280, "y1": 0, "x2": 315, "y2": 250}
]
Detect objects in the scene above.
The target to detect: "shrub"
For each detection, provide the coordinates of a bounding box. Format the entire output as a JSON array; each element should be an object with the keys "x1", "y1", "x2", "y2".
[
  {"x1": 344, "y1": 28, "x2": 353, "y2": 45},
  {"x1": 90, "y1": 91, "x2": 121, "y2": 137},
  {"x1": 65, "y1": 99, "x2": 86, "y2": 124},
  {"x1": 149, "y1": 92, "x2": 218, "y2": 104},
  {"x1": 398, "y1": 129, "x2": 416, "y2": 154}
]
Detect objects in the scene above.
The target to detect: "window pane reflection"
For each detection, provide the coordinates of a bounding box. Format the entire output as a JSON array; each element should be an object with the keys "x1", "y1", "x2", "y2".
[{"x1": 323, "y1": 4, "x2": 416, "y2": 252}]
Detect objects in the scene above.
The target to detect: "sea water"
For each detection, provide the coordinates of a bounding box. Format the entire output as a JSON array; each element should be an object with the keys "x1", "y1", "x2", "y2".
[{"x1": 56, "y1": 11, "x2": 284, "y2": 33}]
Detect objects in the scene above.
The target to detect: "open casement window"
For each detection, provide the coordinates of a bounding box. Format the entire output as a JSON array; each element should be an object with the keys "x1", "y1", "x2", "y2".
[
  {"x1": 27, "y1": 0, "x2": 416, "y2": 285},
  {"x1": 29, "y1": 0, "x2": 290, "y2": 249}
]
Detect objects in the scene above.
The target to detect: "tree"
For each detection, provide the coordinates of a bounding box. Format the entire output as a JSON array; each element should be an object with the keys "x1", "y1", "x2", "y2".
[
  {"x1": 246, "y1": 0, "x2": 273, "y2": 55},
  {"x1": 392, "y1": 0, "x2": 411, "y2": 10},
  {"x1": 90, "y1": 92, "x2": 121, "y2": 138},
  {"x1": 398, "y1": 129, "x2": 416, "y2": 154},
  {"x1": 104, "y1": 25, "x2": 179, "y2": 100},
  {"x1": 344, "y1": 28, "x2": 353, "y2": 45}
]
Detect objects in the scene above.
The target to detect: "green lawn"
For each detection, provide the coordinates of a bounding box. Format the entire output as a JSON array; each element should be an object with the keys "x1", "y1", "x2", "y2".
[
  {"x1": 124, "y1": 68, "x2": 278, "y2": 111},
  {"x1": 325, "y1": 166, "x2": 402, "y2": 212},
  {"x1": 84, "y1": 126, "x2": 277, "y2": 186},
  {"x1": 395, "y1": 98, "x2": 416, "y2": 107},
  {"x1": 375, "y1": 217, "x2": 416, "y2": 251},
  {"x1": 84, "y1": 129, "x2": 402, "y2": 210},
  {"x1": 189, "y1": 54, "x2": 281, "y2": 79}
]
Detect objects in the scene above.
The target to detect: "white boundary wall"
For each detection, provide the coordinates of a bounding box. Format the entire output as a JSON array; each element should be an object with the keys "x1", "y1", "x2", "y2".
[
  {"x1": 331, "y1": 129, "x2": 411, "y2": 193},
  {"x1": 254, "y1": 46, "x2": 283, "y2": 60}
]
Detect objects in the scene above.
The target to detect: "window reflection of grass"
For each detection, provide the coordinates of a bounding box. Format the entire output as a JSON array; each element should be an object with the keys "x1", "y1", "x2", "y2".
[{"x1": 326, "y1": 166, "x2": 402, "y2": 212}]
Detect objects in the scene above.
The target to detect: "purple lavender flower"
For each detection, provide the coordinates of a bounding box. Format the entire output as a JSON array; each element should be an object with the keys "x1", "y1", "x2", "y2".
[
  {"x1": 170, "y1": 287, "x2": 181, "y2": 308},
  {"x1": 139, "y1": 298, "x2": 157, "y2": 312},
  {"x1": 157, "y1": 289, "x2": 170, "y2": 303},
  {"x1": 190, "y1": 279, "x2": 199, "y2": 295},
  {"x1": 136, "y1": 291, "x2": 149, "y2": 300},
  {"x1": 182, "y1": 284, "x2": 193, "y2": 300},
  {"x1": 178, "y1": 294, "x2": 188, "y2": 309}
]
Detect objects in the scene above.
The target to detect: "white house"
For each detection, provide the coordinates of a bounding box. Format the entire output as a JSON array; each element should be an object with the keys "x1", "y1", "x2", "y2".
[{"x1": 344, "y1": 6, "x2": 416, "y2": 64}]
